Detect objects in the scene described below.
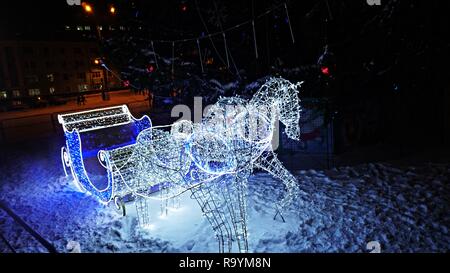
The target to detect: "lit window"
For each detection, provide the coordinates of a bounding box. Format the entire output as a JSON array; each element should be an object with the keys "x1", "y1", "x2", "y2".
[
  {"x1": 0, "y1": 91, "x2": 7, "y2": 99},
  {"x1": 206, "y1": 57, "x2": 214, "y2": 65},
  {"x1": 78, "y1": 84, "x2": 89, "y2": 92},
  {"x1": 76, "y1": 26, "x2": 83, "y2": 31},
  {"x1": 47, "y1": 74, "x2": 54, "y2": 82},
  {"x1": 49, "y1": 87, "x2": 55, "y2": 94},
  {"x1": 85, "y1": 26, "x2": 91, "y2": 31},
  {"x1": 25, "y1": 75, "x2": 39, "y2": 84},
  {"x1": 28, "y1": 89, "x2": 40, "y2": 96},
  {"x1": 12, "y1": 90, "x2": 20, "y2": 97},
  {"x1": 65, "y1": 26, "x2": 71, "y2": 30},
  {"x1": 92, "y1": 71, "x2": 102, "y2": 78},
  {"x1": 120, "y1": 26, "x2": 125, "y2": 31},
  {"x1": 98, "y1": 26, "x2": 103, "y2": 31}
]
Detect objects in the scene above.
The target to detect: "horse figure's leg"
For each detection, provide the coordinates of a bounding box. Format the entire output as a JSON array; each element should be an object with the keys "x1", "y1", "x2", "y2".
[
  {"x1": 190, "y1": 183, "x2": 233, "y2": 253},
  {"x1": 254, "y1": 152, "x2": 300, "y2": 222},
  {"x1": 135, "y1": 195, "x2": 150, "y2": 227},
  {"x1": 233, "y1": 171, "x2": 250, "y2": 252},
  {"x1": 218, "y1": 172, "x2": 249, "y2": 253}
]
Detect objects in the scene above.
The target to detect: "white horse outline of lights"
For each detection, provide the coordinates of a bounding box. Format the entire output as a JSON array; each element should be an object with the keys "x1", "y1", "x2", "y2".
[{"x1": 59, "y1": 77, "x2": 303, "y2": 253}]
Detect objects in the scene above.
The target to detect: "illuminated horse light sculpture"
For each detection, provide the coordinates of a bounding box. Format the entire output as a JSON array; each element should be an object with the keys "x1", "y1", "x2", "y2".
[{"x1": 59, "y1": 77, "x2": 303, "y2": 253}]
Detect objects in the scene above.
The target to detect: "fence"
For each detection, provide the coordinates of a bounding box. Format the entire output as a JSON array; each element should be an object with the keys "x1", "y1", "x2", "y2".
[
  {"x1": 278, "y1": 98, "x2": 334, "y2": 170},
  {"x1": 0, "y1": 200, "x2": 57, "y2": 253}
]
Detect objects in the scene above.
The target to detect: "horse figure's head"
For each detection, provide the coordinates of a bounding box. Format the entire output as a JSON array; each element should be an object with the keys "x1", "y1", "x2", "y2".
[{"x1": 250, "y1": 77, "x2": 303, "y2": 141}]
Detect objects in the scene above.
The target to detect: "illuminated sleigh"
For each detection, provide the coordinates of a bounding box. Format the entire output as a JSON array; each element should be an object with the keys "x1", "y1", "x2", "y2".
[
  {"x1": 58, "y1": 78, "x2": 303, "y2": 252},
  {"x1": 58, "y1": 105, "x2": 152, "y2": 211}
]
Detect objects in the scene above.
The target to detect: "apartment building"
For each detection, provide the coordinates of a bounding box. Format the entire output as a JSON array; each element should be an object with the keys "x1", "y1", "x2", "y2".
[{"x1": 0, "y1": 40, "x2": 121, "y2": 104}]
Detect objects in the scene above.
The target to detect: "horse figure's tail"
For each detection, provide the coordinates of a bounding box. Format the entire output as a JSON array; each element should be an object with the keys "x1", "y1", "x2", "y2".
[{"x1": 250, "y1": 77, "x2": 303, "y2": 141}]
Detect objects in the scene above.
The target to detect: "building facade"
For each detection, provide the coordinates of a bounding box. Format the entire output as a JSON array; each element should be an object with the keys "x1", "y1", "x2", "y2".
[{"x1": 0, "y1": 40, "x2": 122, "y2": 104}]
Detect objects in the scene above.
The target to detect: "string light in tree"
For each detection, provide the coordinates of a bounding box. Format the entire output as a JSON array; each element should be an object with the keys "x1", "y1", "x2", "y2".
[
  {"x1": 284, "y1": 3, "x2": 295, "y2": 44},
  {"x1": 180, "y1": 2, "x2": 188, "y2": 12},
  {"x1": 197, "y1": 39, "x2": 204, "y2": 73},
  {"x1": 146, "y1": 64, "x2": 155, "y2": 73},
  {"x1": 151, "y1": 41, "x2": 159, "y2": 69},
  {"x1": 321, "y1": 66, "x2": 330, "y2": 76},
  {"x1": 252, "y1": 20, "x2": 258, "y2": 59},
  {"x1": 118, "y1": 2, "x2": 297, "y2": 73},
  {"x1": 317, "y1": 45, "x2": 336, "y2": 77}
]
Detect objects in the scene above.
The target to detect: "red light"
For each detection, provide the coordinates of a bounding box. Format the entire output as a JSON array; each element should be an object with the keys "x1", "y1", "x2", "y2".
[
  {"x1": 123, "y1": 80, "x2": 130, "y2": 87},
  {"x1": 181, "y1": 4, "x2": 187, "y2": 12},
  {"x1": 321, "y1": 66, "x2": 330, "y2": 75},
  {"x1": 147, "y1": 65, "x2": 155, "y2": 73}
]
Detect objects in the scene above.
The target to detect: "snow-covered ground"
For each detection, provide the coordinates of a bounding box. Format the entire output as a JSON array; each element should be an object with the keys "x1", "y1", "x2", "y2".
[{"x1": 0, "y1": 138, "x2": 449, "y2": 253}]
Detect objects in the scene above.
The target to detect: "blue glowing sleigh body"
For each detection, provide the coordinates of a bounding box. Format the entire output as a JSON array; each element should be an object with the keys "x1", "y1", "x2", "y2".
[{"x1": 58, "y1": 105, "x2": 153, "y2": 207}]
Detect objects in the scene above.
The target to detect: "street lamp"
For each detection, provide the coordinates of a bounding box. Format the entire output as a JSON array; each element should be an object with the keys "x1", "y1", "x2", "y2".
[
  {"x1": 94, "y1": 58, "x2": 109, "y2": 101},
  {"x1": 84, "y1": 3, "x2": 118, "y2": 101},
  {"x1": 109, "y1": 5, "x2": 116, "y2": 15},
  {"x1": 82, "y1": 2, "x2": 93, "y2": 14}
]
